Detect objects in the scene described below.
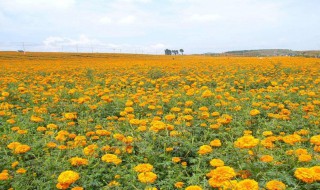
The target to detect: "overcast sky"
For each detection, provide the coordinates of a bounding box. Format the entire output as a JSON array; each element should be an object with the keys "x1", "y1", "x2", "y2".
[{"x1": 0, "y1": 0, "x2": 319, "y2": 53}]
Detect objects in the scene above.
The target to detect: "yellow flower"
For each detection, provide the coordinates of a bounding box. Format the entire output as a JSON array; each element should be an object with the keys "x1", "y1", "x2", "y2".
[
  {"x1": 16, "y1": 168, "x2": 27, "y2": 174},
  {"x1": 174, "y1": 182, "x2": 184, "y2": 188},
  {"x1": 310, "y1": 135, "x2": 320, "y2": 145},
  {"x1": 47, "y1": 123, "x2": 58, "y2": 130},
  {"x1": 30, "y1": 115, "x2": 44, "y2": 122},
  {"x1": 137, "y1": 172, "x2": 157, "y2": 183},
  {"x1": 234, "y1": 135, "x2": 259, "y2": 149},
  {"x1": 1, "y1": 91, "x2": 9, "y2": 97},
  {"x1": 209, "y1": 159, "x2": 224, "y2": 167},
  {"x1": 207, "y1": 166, "x2": 236, "y2": 187},
  {"x1": 210, "y1": 139, "x2": 221, "y2": 147},
  {"x1": 236, "y1": 179, "x2": 259, "y2": 190},
  {"x1": 260, "y1": 155, "x2": 274, "y2": 163},
  {"x1": 69, "y1": 157, "x2": 89, "y2": 166},
  {"x1": 7, "y1": 142, "x2": 22, "y2": 150},
  {"x1": 13, "y1": 144, "x2": 31, "y2": 154},
  {"x1": 57, "y1": 170, "x2": 80, "y2": 185},
  {"x1": 201, "y1": 90, "x2": 213, "y2": 98},
  {"x1": 185, "y1": 185, "x2": 202, "y2": 190},
  {"x1": 0, "y1": 171, "x2": 10, "y2": 181},
  {"x1": 266, "y1": 180, "x2": 286, "y2": 190},
  {"x1": 11, "y1": 161, "x2": 19, "y2": 168},
  {"x1": 282, "y1": 134, "x2": 301, "y2": 145},
  {"x1": 198, "y1": 145, "x2": 213, "y2": 155},
  {"x1": 64, "y1": 112, "x2": 77, "y2": 120},
  {"x1": 298, "y1": 154, "x2": 312, "y2": 162},
  {"x1": 311, "y1": 166, "x2": 320, "y2": 181},
  {"x1": 294, "y1": 168, "x2": 315, "y2": 183},
  {"x1": 250, "y1": 109, "x2": 260, "y2": 116},
  {"x1": 172, "y1": 157, "x2": 181, "y2": 163},
  {"x1": 101, "y1": 154, "x2": 122, "y2": 165},
  {"x1": 134, "y1": 163, "x2": 154, "y2": 173}
]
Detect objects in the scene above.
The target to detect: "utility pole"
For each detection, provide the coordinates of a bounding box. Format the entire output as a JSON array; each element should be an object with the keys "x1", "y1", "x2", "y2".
[
  {"x1": 22, "y1": 42, "x2": 25, "y2": 54},
  {"x1": 76, "y1": 45, "x2": 79, "y2": 53}
]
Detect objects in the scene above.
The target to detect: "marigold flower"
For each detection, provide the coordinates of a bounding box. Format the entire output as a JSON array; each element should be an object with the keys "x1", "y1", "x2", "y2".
[
  {"x1": 310, "y1": 135, "x2": 320, "y2": 146},
  {"x1": 101, "y1": 154, "x2": 122, "y2": 165},
  {"x1": 57, "y1": 170, "x2": 80, "y2": 185},
  {"x1": 210, "y1": 139, "x2": 221, "y2": 147},
  {"x1": 294, "y1": 168, "x2": 315, "y2": 183},
  {"x1": 185, "y1": 185, "x2": 202, "y2": 190},
  {"x1": 266, "y1": 180, "x2": 286, "y2": 190},
  {"x1": 311, "y1": 166, "x2": 320, "y2": 181},
  {"x1": 260, "y1": 155, "x2": 274, "y2": 162},
  {"x1": 134, "y1": 163, "x2": 154, "y2": 173},
  {"x1": 236, "y1": 179, "x2": 259, "y2": 190},
  {"x1": 0, "y1": 172, "x2": 10, "y2": 181},
  {"x1": 298, "y1": 154, "x2": 312, "y2": 162},
  {"x1": 250, "y1": 109, "x2": 260, "y2": 116},
  {"x1": 234, "y1": 135, "x2": 259, "y2": 149},
  {"x1": 7, "y1": 142, "x2": 22, "y2": 150},
  {"x1": 137, "y1": 172, "x2": 157, "y2": 183},
  {"x1": 198, "y1": 145, "x2": 213, "y2": 155},
  {"x1": 174, "y1": 182, "x2": 184, "y2": 188},
  {"x1": 13, "y1": 144, "x2": 31, "y2": 154},
  {"x1": 70, "y1": 157, "x2": 89, "y2": 166},
  {"x1": 16, "y1": 168, "x2": 27, "y2": 174},
  {"x1": 209, "y1": 159, "x2": 224, "y2": 167}
]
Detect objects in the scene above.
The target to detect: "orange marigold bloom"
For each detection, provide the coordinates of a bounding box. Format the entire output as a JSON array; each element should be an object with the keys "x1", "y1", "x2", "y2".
[
  {"x1": 250, "y1": 109, "x2": 260, "y2": 116},
  {"x1": 13, "y1": 144, "x2": 31, "y2": 154},
  {"x1": 310, "y1": 135, "x2": 320, "y2": 146},
  {"x1": 198, "y1": 145, "x2": 213, "y2": 155},
  {"x1": 185, "y1": 185, "x2": 202, "y2": 190},
  {"x1": 298, "y1": 154, "x2": 312, "y2": 162},
  {"x1": 137, "y1": 172, "x2": 157, "y2": 183},
  {"x1": 174, "y1": 182, "x2": 184, "y2": 188},
  {"x1": 57, "y1": 170, "x2": 80, "y2": 185},
  {"x1": 69, "y1": 157, "x2": 89, "y2": 166},
  {"x1": 56, "y1": 182, "x2": 70, "y2": 190},
  {"x1": 7, "y1": 142, "x2": 22, "y2": 150},
  {"x1": 172, "y1": 157, "x2": 181, "y2": 163},
  {"x1": 210, "y1": 139, "x2": 221, "y2": 147},
  {"x1": 234, "y1": 135, "x2": 259, "y2": 149},
  {"x1": 294, "y1": 168, "x2": 315, "y2": 183},
  {"x1": 134, "y1": 163, "x2": 154, "y2": 173},
  {"x1": 311, "y1": 166, "x2": 320, "y2": 181},
  {"x1": 260, "y1": 155, "x2": 274, "y2": 163},
  {"x1": 282, "y1": 134, "x2": 301, "y2": 145},
  {"x1": 16, "y1": 168, "x2": 27, "y2": 174},
  {"x1": 209, "y1": 159, "x2": 224, "y2": 167},
  {"x1": 0, "y1": 172, "x2": 10, "y2": 181},
  {"x1": 266, "y1": 180, "x2": 286, "y2": 190},
  {"x1": 101, "y1": 154, "x2": 122, "y2": 165},
  {"x1": 236, "y1": 179, "x2": 259, "y2": 190}
]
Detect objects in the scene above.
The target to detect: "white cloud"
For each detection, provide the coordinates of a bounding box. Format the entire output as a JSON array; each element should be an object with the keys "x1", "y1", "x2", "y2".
[
  {"x1": 188, "y1": 14, "x2": 221, "y2": 22},
  {"x1": 99, "y1": 16, "x2": 113, "y2": 24},
  {"x1": 118, "y1": 15, "x2": 136, "y2": 24},
  {"x1": 0, "y1": 0, "x2": 75, "y2": 13}
]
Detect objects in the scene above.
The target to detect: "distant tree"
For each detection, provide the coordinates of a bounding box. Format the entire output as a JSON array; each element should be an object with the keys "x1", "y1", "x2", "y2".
[
  {"x1": 164, "y1": 49, "x2": 172, "y2": 55},
  {"x1": 179, "y1": 49, "x2": 184, "y2": 55}
]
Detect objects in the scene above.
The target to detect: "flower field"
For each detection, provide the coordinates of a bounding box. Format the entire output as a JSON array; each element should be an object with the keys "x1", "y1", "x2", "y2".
[{"x1": 0, "y1": 52, "x2": 319, "y2": 190}]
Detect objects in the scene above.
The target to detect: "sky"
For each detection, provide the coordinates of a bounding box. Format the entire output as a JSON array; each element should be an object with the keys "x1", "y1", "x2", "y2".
[{"x1": 0, "y1": 0, "x2": 320, "y2": 54}]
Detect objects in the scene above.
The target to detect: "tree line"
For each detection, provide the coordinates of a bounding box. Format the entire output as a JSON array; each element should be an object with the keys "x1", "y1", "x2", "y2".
[{"x1": 164, "y1": 49, "x2": 184, "y2": 55}]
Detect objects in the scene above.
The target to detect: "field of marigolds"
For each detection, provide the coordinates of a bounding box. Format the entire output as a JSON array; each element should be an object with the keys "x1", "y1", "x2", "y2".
[{"x1": 0, "y1": 52, "x2": 319, "y2": 190}]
